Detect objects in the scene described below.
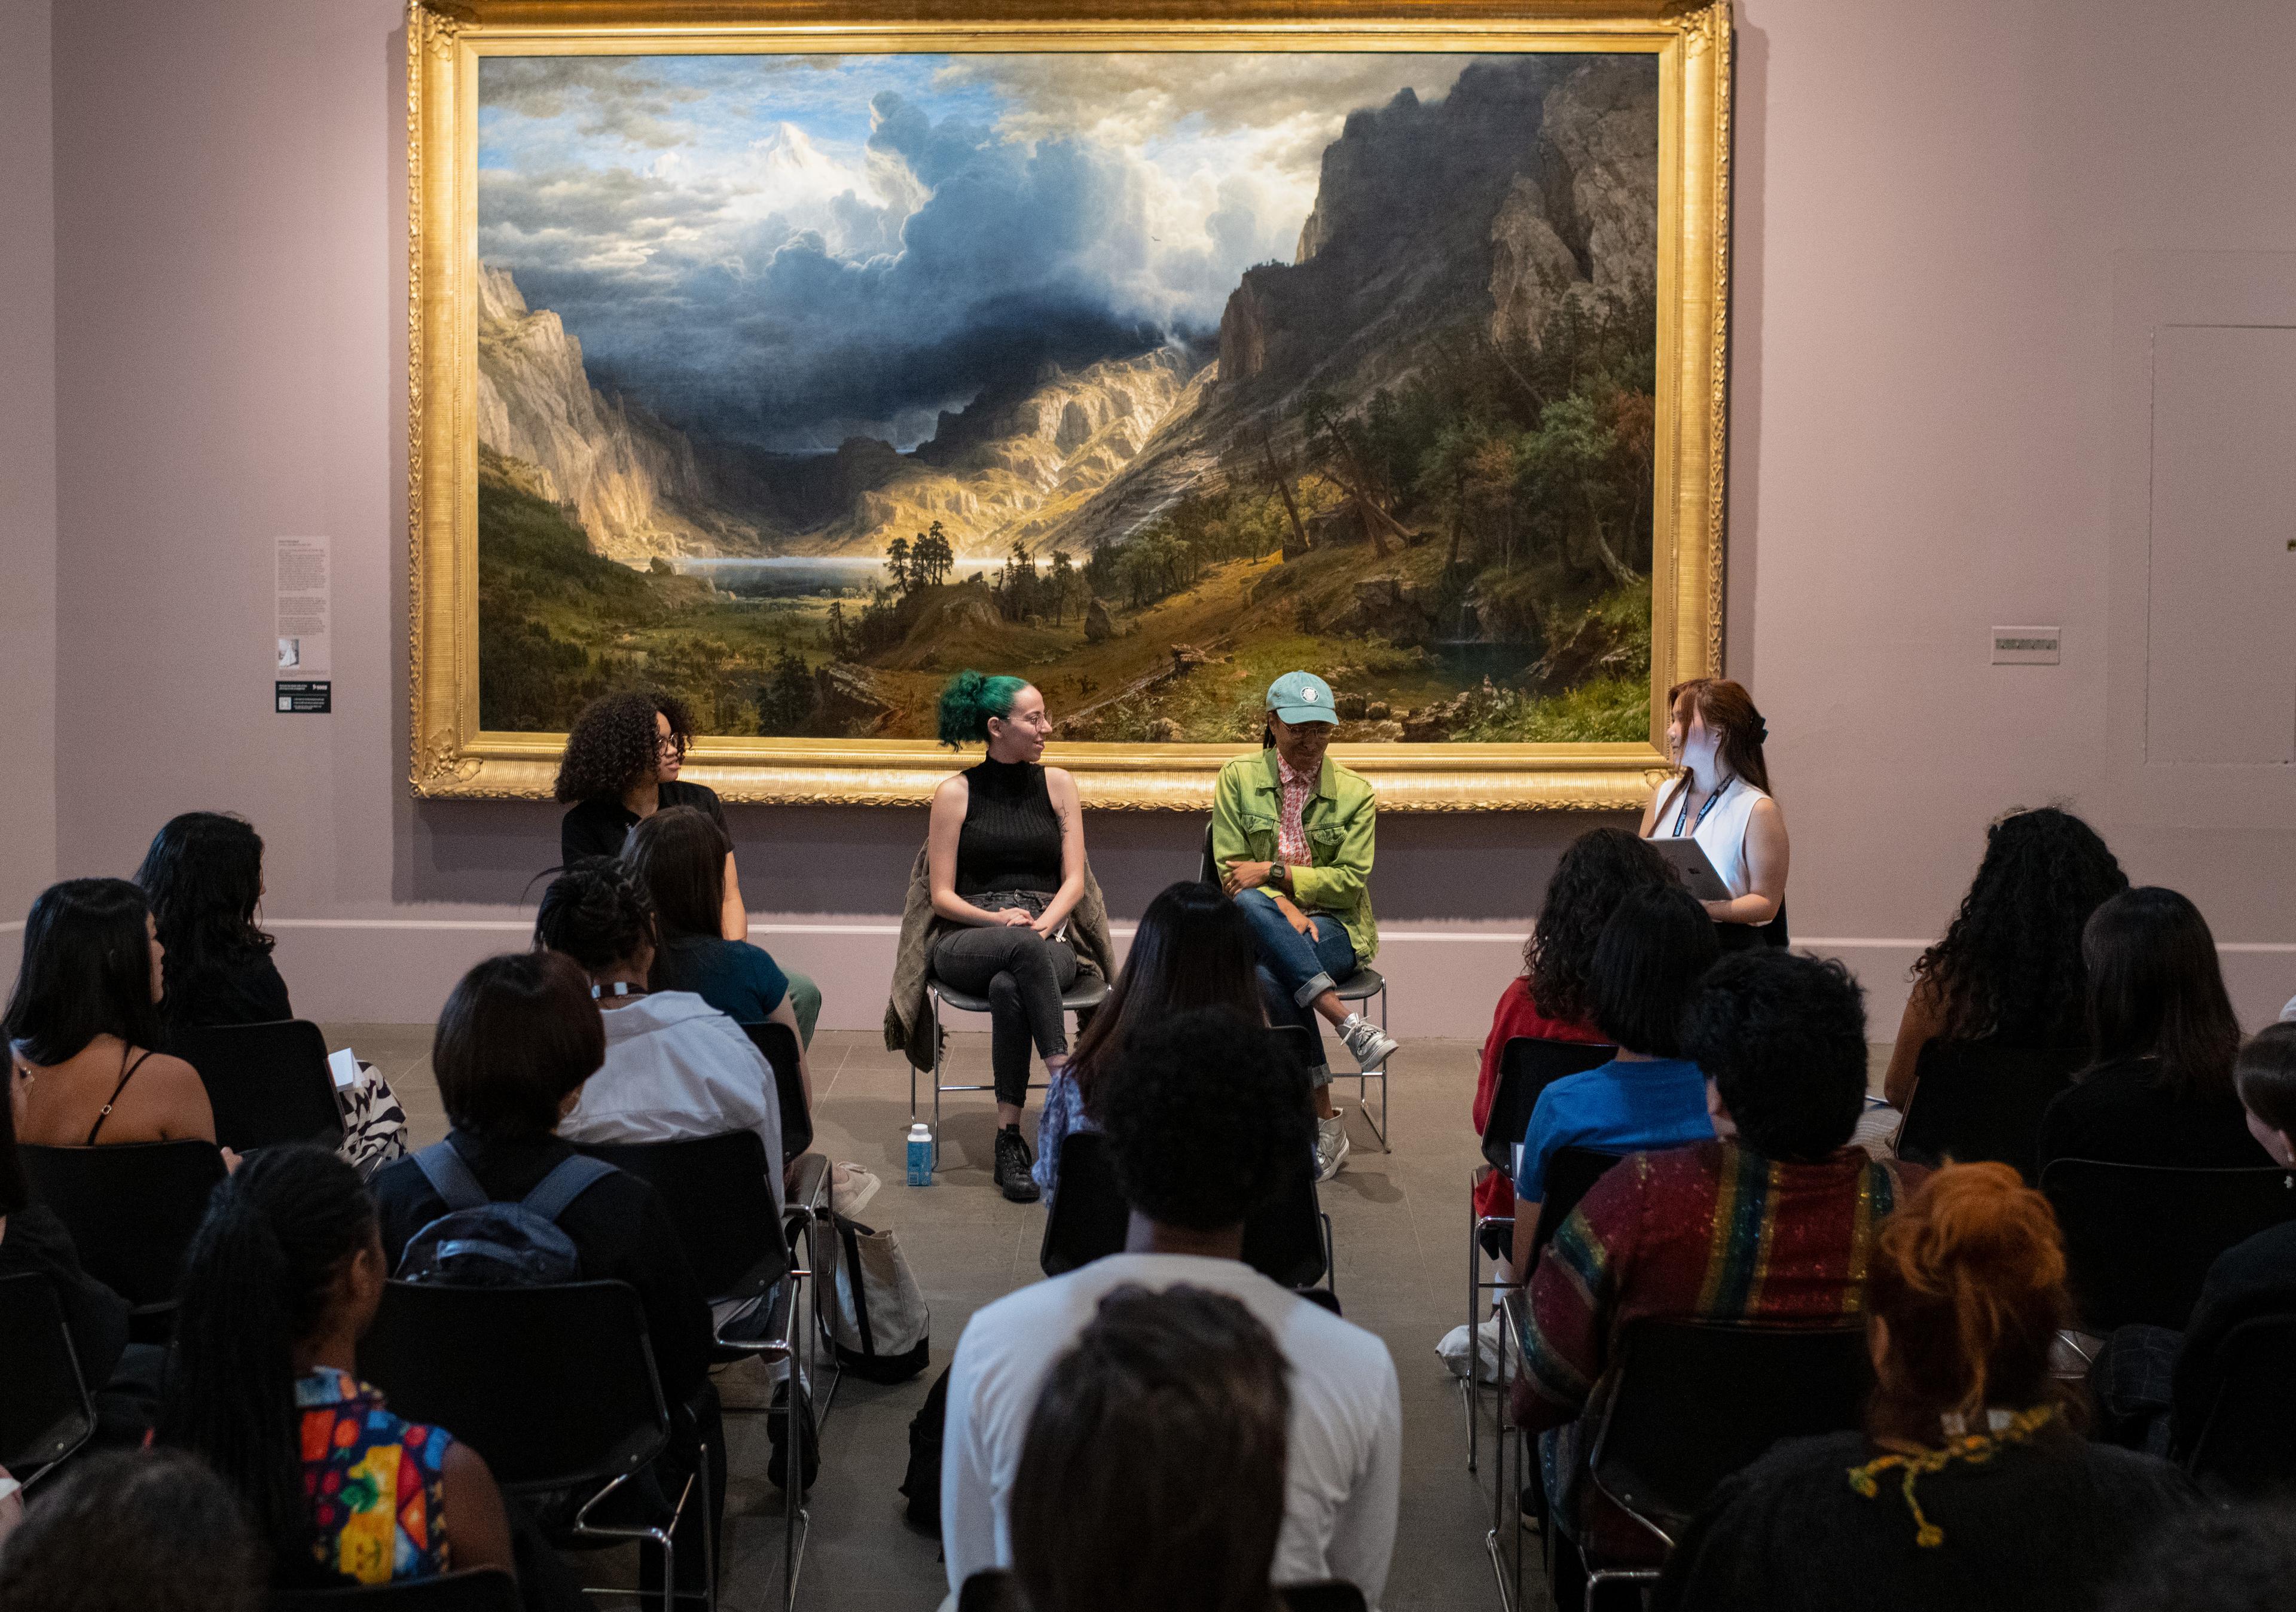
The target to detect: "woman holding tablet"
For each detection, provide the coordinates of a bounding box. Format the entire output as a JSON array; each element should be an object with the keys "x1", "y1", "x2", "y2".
[{"x1": 1640, "y1": 677, "x2": 1789, "y2": 950}]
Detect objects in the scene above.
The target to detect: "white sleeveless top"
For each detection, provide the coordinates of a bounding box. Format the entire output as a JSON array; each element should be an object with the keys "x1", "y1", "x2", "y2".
[{"x1": 1648, "y1": 775, "x2": 1770, "y2": 899}]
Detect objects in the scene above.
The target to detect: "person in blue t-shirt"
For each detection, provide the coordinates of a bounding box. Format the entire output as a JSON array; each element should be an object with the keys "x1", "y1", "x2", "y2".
[{"x1": 1511, "y1": 884, "x2": 1721, "y2": 1269}]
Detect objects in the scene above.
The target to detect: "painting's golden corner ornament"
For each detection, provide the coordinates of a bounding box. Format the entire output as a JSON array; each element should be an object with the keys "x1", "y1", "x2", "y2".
[{"x1": 405, "y1": 0, "x2": 1731, "y2": 811}]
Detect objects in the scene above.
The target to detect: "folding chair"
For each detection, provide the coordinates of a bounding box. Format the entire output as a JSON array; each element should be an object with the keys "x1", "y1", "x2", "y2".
[
  {"x1": 570, "y1": 1131, "x2": 817, "y2": 1608},
  {"x1": 2042, "y1": 1158, "x2": 2296, "y2": 1332},
  {"x1": 1202, "y1": 822, "x2": 1393, "y2": 1149},
  {"x1": 960, "y1": 1570, "x2": 1365, "y2": 1610},
  {"x1": 0, "y1": 1273, "x2": 96, "y2": 1489},
  {"x1": 1894, "y1": 1041, "x2": 2087, "y2": 1182},
  {"x1": 915, "y1": 974, "x2": 1107, "y2": 1173},
  {"x1": 1577, "y1": 1319, "x2": 1870, "y2": 1607},
  {"x1": 1464, "y1": 1036, "x2": 1613, "y2": 1469},
  {"x1": 737, "y1": 1020, "x2": 826, "y2": 1213},
  {"x1": 167, "y1": 1018, "x2": 347, "y2": 1155},
  {"x1": 359, "y1": 1280, "x2": 708, "y2": 1612},
  {"x1": 2182, "y1": 1311, "x2": 2296, "y2": 1496},
  {"x1": 20, "y1": 1140, "x2": 228, "y2": 1340},
  {"x1": 271, "y1": 1571, "x2": 523, "y2": 1612}
]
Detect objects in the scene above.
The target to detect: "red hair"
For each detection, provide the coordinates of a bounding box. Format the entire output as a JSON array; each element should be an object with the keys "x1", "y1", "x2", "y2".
[
  {"x1": 1669, "y1": 677, "x2": 1771, "y2": 795},
  {"x1": 1864, "y1": 1162, "x2": 2080, "y2": 1451}
]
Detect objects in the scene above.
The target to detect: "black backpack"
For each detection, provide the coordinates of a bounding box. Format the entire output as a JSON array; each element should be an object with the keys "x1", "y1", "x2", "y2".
[{"x1": 393, "y1": 1140, "x2": 616, "y2": 1287}]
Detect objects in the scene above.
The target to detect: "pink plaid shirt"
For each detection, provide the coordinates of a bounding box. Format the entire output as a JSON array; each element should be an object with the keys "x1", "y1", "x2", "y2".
[{"x1": 1277, "y1": 756, "x2": 1316, "y2": 869}]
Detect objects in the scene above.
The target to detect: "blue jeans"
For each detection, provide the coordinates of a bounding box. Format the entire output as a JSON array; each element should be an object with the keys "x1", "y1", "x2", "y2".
[{"x1": 1236, "y1": 887, "x2": 1355, "y2": 1086}]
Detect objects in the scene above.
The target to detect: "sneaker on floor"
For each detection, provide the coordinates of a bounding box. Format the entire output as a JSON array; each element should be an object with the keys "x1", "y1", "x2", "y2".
[
  {"x1": 994, "y1": 1125, "x2": 1040, "y2": 1204},
  {"x1": 1315, "y1": 1112, "x2": 1351, "y2": 1181},
  {"x1": 831, "y1": 1161, "x2": 881, "y2": 1220},
  {"x1": 1340, "y1": 1015, "x2": 1400, "y2": 1074}
]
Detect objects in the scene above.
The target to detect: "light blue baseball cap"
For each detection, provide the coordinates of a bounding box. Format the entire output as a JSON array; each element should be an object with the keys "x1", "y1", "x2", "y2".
[{"x1": 1266, "y1": 670, "x2": 1338, "y2": 725}]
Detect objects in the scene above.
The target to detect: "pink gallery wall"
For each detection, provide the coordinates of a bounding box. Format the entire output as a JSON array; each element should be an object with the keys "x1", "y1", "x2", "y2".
[{"x1": 29, "y1": 0, "x2": 2296, "y2": 1037}]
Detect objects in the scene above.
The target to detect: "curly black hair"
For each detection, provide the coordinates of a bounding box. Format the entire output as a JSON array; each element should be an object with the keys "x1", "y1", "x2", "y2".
[
  {"x1": 1913, "y1": 807, "x2": 2127, "y2": 1046},
  {"x1": 1100, "y1": 1005, "x2": 1314, "y2": 1232},
  {"x1": 553, "y1": 688, "x2": 695, "y2": 803},
  {"x1": 1587, "y1": 884, "x2": 1720, "y2": 1057},
  {"x1": 534, "y1": 857, "x2": 657, "y2": 970},
  {"x1": 1523, "y1": 828, "x2": 1678, "y2": 1025},
  {"x1": 1680, "y1": 950, "x2": 1868, "y2": 1162}
]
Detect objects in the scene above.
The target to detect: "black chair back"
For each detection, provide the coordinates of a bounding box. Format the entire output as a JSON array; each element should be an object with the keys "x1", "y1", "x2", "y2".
[
  {"x1": 271, "y1": 1570, "x2": 523, "y2": 1612},
  {"x1": 358, "y1": 1280, "x2": 669, "y2": 1493},
  {"x1": 1482, "y1": 1037, "x2": 1616, "y2": 1174},
  {"x1": 738, "y1": 1020, "x2": 812, "y2": 1163},
  {"x1": 20, "y1": 1140, "x2": 229, "y2": 1309},
  {"x1": 1199, "y1": 820, "x2": 1218, "y2": 885},
  {"x1": 2043, "y1": 1159, "x2": 2296, "y2": 1332},
  {"x1": 167, "y1": 1019, "x2": 346, "y2": 1155},
  {"x1": 1280, "y1": 1586, "x2": 1369, "y2": 1612},
  {"x1": 1896, "y1": 1040, "x2": 2087, "y2": 1182},
  {"x1": 1589, "y1": 1318, "x2": 1871, "y2": 1538},
  {"x1": 961, "y1": 1570, "x2": 1361, "y2": 1612},
  {"x1": 570, "y1": 1131, "x2": 789, "y2": 1302},
  {"x1": 2184, "y1": 1312, "x2": 2296, "y2": 1495},
  {"x1": 1040, "y1": 1130, "x2": 1328, "y2": 1290},
  {"x1": 0, "y1": 1274, "x2": 96, "y2": 1482},
  {"x1": 1528, "y1": 1147, "x2": 1625, "y2": 1268}
]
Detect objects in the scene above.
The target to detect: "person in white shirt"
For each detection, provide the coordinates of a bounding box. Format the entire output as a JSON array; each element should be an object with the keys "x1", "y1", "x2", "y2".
[
  {"x1": 533, "y1": 859, "x2": 783, "y2": 1214},
  {"x1": 942, "y1": 1005, "x2": 1401, "y2": 1607}
]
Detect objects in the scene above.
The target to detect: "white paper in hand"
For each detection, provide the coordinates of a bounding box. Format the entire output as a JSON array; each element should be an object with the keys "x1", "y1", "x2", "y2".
[{"x1": 327, "y1": 1048, "x2": 361, "y2": 1091}]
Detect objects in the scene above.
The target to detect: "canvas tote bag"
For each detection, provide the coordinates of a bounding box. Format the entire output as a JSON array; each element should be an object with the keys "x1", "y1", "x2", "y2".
[{"x1": 826, "y1": 1213, "x2": 931, "y2": 1383}]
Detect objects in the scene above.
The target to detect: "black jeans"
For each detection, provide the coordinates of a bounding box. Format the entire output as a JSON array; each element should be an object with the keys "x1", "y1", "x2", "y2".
[{"x1": 932, "y1": 911, "x2": 1079, "y2": 1107}]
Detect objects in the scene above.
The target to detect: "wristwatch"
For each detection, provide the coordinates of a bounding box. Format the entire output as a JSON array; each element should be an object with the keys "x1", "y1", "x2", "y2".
[{"x1": 1274, "y1": 862, "x2": 1293, "y2": 894}]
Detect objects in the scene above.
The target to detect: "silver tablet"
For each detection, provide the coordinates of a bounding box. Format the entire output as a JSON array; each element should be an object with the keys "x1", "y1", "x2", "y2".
[{"x1": 1648, "y1": 836, "x2": 1733, "y2": 903}]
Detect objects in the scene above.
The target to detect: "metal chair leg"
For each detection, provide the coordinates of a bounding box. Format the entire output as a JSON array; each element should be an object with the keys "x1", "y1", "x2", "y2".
[
  {"x1": 929, "y1": 989, "x2": 945, "y2": 1172},
  {"x1": 1466, "y1": 1184, "x2": 1482, "y2": 1472}
]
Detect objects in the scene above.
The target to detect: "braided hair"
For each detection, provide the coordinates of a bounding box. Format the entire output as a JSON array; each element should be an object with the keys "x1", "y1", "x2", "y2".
[
  {"x1": 155, "y1": 1145, "x2": 379, "y2": 1562},
  {"x1": 935, "y1": 670, "x2": 1030, "y2": 750},
  {"x1": 535, "y1": 857, "x2": 657, "y2": 971},
  {"x1": 1912, "y1": 807, "x2": 2127, "y2": 1046}
]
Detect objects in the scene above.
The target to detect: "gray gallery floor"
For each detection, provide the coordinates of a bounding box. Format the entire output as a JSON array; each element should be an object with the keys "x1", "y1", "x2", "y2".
[{"x1": 332, "y1": 1023, "x2": 1519, "y2": 1612}]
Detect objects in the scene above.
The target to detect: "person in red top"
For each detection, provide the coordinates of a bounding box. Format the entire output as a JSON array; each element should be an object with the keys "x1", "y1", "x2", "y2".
[{"x1": 1473, "y1": 830, "x2": 1677, "y2": 1239}]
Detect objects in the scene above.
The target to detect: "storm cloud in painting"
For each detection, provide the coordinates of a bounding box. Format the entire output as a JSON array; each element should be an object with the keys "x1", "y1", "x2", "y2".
[{"x1": 477, "y1": 52, "x2": 1481, "y2": 449}]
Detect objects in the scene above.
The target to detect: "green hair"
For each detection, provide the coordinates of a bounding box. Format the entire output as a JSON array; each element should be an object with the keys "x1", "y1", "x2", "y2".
[{"x1": 937, "y1": 670, "x2": 1031, "y2": 749}]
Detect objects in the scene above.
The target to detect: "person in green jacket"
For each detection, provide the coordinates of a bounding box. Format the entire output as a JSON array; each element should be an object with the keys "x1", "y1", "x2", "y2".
[{"x1": 1212, "y1": 671, "x2": 1399, "y2": 1180}]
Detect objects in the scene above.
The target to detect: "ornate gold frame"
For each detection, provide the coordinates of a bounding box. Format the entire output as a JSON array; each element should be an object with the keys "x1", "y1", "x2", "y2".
[{"x1": 407, "y1": 0, "x2": 1730, "y2": 809}]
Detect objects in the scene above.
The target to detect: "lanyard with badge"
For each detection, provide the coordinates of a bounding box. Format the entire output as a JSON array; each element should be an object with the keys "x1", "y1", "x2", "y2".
[{"x1": 1672, "y1": 773, "x2": 1735, "y2": 838}]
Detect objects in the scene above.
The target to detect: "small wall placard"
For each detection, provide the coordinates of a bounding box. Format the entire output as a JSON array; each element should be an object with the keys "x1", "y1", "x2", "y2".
[{"x1": 276, "y1": 680, "x2": 332, "y2": 713}]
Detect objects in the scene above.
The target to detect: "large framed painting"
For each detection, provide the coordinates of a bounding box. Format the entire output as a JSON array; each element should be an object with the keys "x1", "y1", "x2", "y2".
[{"x1": 407, "y1": 0, "x2": 1730, "y2": 809}]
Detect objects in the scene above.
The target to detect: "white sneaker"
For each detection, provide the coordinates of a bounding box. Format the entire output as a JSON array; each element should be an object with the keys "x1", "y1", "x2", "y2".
[
  {"x1": 830, "y1": 1162, "x2": 881, "y2": 1219},
  {"x1": 1315, "y1": 1112, "x2": 1351, "y2": 1181},
  {"x1": 1340, "y1": 1015, "x2": 1399, "y2": 1074}
]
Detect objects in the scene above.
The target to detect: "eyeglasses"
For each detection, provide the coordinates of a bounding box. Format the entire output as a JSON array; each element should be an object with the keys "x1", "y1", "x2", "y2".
[{"x1": 657, "y1": 732, "x2": 689, "y2": 756}]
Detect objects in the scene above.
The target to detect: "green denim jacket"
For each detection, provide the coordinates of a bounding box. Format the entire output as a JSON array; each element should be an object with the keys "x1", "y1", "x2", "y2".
[{"x1": 1210, "y1": 748, "x2": 1378, "y2": 964}]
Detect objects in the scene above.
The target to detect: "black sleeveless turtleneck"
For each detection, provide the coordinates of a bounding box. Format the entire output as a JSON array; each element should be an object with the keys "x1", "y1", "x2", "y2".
[{"x1": 956, "y1": 758, "x2": 1062, "y2": 896}]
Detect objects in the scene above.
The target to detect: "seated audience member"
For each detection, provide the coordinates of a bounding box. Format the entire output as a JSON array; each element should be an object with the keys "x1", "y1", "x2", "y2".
[
  {"x1": 1653, "y1": 1162, "x2": 2202, "y2": 1612},
  {"x1": 2163, "y1": 1021, "x2": 2296, "y2": 1463},
  {"x1": 1882, "y1": 806, "x2": 2127, "y2": 1112},
  {"x1": 155, "y1": 1146, "x2": 520, "y2": 1590},
  {"x1": 535, "y1": 859, "x2": 783, "y2": 1209},
  {"x1": 0, "y1": 1058, "x2": 162, "y2": 1443},
  {"x1": 136, "y1": 811, "x2": 408, "y2": 1171},
  {"x1": 0, "y1": 1449, "x2": 263, "y2": 1612},
  {"x1": 628, "y1": 805, "x2": 817, "y2": 1085},
  {"x1": 4, "y1": 878, "x2": 218, "y2": 1149},
  {"x1": 979, "y1": 1286, "x2": 1293, "y2": 1612},
  {"x1": 2097, "y1": 1503, "x2": 2296, "y2": 1612},
  {"x1": 1515, "y1": 951, "x2": 1923, "y2": 1534},
  {"x1": 1509, "y1": 883, "x2": 1719, "y2": 1276},
  {"x1": 1473, "y1": 828, "x2": 1675, "y2": 1242},
  {"x1": 2035, "y1": 887, "x2": 2268, "y2": 1174},
  {"x1": 942, "y1": 1007, "x2": 1400, "y2": 1604},
  {"x1": 1033, "y1": 881, "x2": 1263, "y2": 1201},
  {"x1": 368, "y1": 953, "x2": 728, "y2": 1562}
]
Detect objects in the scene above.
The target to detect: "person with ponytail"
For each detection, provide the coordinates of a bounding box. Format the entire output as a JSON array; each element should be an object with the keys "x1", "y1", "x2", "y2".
[
  {"x1": 1653, "y1": 1162, "x2": 2200, "y2": 1612},
  {"x1": 1639, "y1": 677, "x2": 1790, "y2": 950},
  {"x1": 5, "y1": 878, "x2": 218, "y2": 1150},
  {"x1": 909, "y1": 670, "x2": 1097, "y2": 1202},
  {"x1": 155, "y1": 1144, "x2": 518, "y2": 1589}
]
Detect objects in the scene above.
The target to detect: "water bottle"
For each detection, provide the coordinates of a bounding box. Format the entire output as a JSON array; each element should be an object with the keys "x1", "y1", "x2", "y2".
[{"x1": 906, "y1": 1123, "x2": 935, "y2": 1187}]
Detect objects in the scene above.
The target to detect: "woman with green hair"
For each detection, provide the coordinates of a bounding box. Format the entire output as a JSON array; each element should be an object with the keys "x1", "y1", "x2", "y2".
[{"x1": 914, "y1": 671, "x2": 1092, "y2": 1201}]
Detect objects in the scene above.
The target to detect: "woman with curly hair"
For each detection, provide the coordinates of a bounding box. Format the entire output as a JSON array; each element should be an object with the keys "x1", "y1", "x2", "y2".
[
  {"x1": 1641, "y1": 677, "x2": 1790, "y2": 950},
  {"x1": 1653, "y1": 1163, "x2": 2199, "y2": 1612},
  {"x1": 1881, "y1": 807, "x2": 2127, "y2": 1111},
  {"x1": 924, "y1": 671, "x2": 1088, "y2": 1202},
  {"x1": 554, "y1": 689, "x2": 746, "y2": 941},
  {"x1": 1470, "y1": 828, "x2": 1675, "y2": 1238}
]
